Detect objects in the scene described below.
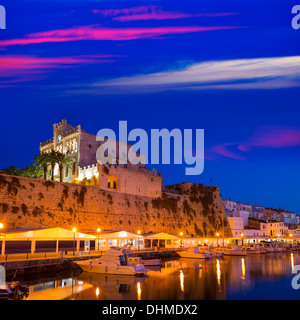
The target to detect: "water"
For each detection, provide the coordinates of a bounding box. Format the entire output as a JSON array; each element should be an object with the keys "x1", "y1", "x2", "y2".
[{"x1": 23, "y1": 252, "x2": 300, "y2": 300}]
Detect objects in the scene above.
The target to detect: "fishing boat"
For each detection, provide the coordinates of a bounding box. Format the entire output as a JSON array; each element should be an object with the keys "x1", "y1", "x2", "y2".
[
  {"x1": 75, "y1": 247, "x2": 149, "y2": 276},
  {"x1": 216, "y1": 245, "x2": 247, "y2": 256},
  {"x1": 177, "y1": 247, "x2": 211, "y2": 259}
]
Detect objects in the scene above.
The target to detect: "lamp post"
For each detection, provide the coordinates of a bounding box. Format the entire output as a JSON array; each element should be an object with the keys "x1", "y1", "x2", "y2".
[
  {"x1": 180, "y1": 232, "x2": 183, "y2": 251},
  {"x1": 97, "y1": 228, "x2": 101, "y2": 251},
  {"x1": 72, "y1": 227, "x2": 77, "y2": 256},
  {"x1": 216, "y1": 232, "x2": 220, "y2": 247},
  {"x1": 137, "y1": 230, "x2": 141, "y2": 251},
  {"x1": 240, "y1": 232, "x2": 244, "y2": 246}
]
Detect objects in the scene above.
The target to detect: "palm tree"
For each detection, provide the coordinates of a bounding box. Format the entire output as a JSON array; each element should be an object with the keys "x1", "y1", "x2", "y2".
[
  {"x1": 33, "y1": 153, "x2": 51, "y2": 180},
  {"x1": 54, "y1": 152, "x2": 73, "y2": 182},
  {"x1": 2, "y1": 165, "x2": 22, "y2": 176}
]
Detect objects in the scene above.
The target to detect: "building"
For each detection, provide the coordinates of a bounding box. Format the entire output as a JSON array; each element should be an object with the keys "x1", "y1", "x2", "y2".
[
  {"x1": 40, "y1": 119, "x2": 163, "y2": 197},
  {"x1": 227, "y1": 217, "x2": 244, "y2": 237},
  {"x1": 248, "y1": 218, "x2": 285, "y2": 237}
]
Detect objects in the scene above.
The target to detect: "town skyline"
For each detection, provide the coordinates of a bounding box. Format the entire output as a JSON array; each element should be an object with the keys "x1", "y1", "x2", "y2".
[{"x1": 0, "y1": 0, "x2": 299, "y2": 212}]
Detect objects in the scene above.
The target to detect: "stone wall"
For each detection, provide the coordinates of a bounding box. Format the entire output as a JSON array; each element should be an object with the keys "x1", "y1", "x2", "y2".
[{"x1": 0, "y1": 174, "x2": 231, "y2": 237}]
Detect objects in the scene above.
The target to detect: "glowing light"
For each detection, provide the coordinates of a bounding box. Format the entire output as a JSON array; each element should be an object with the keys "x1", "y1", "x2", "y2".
[
  {"x1": 96, "y1": 287, "x2": 100, "y2": 298},
  {"x1": 97, "y1": 228, "x2": 101, "y2": 233},
  {"x1": 289, "y1": 234, "x2": 293, "y2": 237},
  {"x1": 216, "y1": 232, "x2": 220, "y2": 237},
  {"x1": 241, "y1": 258, "x2": 245, "y2": 279},
  {"x1": 119, "y1": 231, "x2": 127, "y2": 237},
  {"x1": 179, "y1": 270, "x2": 184, "y2": 292},
  {"x1": 180, "y1": 232, "x2": 183, "y2": 236},
  {"x1": 216, "y1": 259, "x2": 221, "y2": 286},
  {"x1": 72, "y1": 227, "x2": 77, "y2": 233},
  {"x1": 0, "y1": 223, "x2": 4, "y2": 229},
  {"x1": 137, "y1": 282, "x2": 142, "y2": 300},
  {"x1": 291, "y1": 253, "x2": 294, "y2": 272},
  {"x1": 137, "y1": 230, "x2": 141, "y2": 235}
]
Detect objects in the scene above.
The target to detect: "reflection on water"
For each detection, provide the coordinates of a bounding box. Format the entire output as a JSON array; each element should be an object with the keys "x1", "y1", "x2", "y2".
[{"x1": 24, "y1": 253, "x2": 300, "y2": 300}]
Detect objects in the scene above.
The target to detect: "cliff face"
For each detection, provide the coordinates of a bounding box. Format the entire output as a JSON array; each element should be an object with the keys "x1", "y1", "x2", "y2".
[{"x1": 0, "y1": 174, "x2": 231, "y2": 237}]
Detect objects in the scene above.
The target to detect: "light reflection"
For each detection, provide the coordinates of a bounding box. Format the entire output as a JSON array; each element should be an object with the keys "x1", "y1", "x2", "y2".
[
  {"x1": 241, "y1": 258, "x2": 245, "y2": 279},
  {"x1": 180, "y1": 270, "x2": 184, "y2": 292},
  {"x1": 291, "y1": 253, "x2": 294, "y2": 272},
  {"x1": 96, "y1": 287, "x2": 100, "y2": 299},
  {"x1": 137, "y1": 282, "x2": 142, "y2": 300},
  {"x1": 216, "y1": 259, "x2": 221, "y2": 286}
]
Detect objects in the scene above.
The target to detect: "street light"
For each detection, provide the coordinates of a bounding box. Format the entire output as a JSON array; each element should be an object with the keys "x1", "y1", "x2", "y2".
[
  {"x1": 72, "y1": 227, "x2": 77, "y2": 256},
  {"x1": 0, "y1": 223, "x2": 3, "y2": 230},
  {"x1": 180, "y1": 232, "x2": 183, "y2": 251},
  {"x1": 97, "y1": 228, "x2": 101, "y2": 251},
  {"x1": 137, "y1": 230, "x2": 141, "y2": 251},
  {"x1": 216, "y1": 232, "x2": 220, "y2": 247},
  {"x1": 240, "y1": 232, "x2": 244, "y2": 246}
]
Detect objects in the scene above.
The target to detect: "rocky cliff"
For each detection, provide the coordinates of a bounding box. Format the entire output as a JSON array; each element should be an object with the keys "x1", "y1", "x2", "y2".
[{"x1": 0, "y1": 174, "x2": 231, "y2": 237}]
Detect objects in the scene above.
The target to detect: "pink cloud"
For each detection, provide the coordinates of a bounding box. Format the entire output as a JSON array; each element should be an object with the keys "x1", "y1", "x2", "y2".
[
  {"x1": 238, "y1": 126, "x2": 300, "y2": 152},
  {"x1": 208, "y1": 143, "x2": 246, "y2": 161},
  {"x1": 94, "y1": 6, "x2": 238, "y2": 21},
  {"x1": 0, "y1": 54, "x2": 120, "y2": 84},
  {"x1": 207, "y1": 126, "x2": 300, "y2": 161},
  {"x1": 0, "y1": 25, "x2": 241, "y2": 48}
]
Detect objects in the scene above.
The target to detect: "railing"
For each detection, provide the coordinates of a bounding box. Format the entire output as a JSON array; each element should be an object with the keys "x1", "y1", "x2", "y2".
[{"x1": 0, "y1": 250, "x2": 102, "y2": 262}]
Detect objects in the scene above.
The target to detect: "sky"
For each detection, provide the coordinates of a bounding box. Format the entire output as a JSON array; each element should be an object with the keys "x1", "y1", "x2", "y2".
[{"x1": 0, "y1": 0, "x2": 300, "y2": 212}]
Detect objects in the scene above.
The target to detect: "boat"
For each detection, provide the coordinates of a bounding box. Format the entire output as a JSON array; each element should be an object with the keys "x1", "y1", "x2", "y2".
[
  {"x1": 128, "y1": 256, "x2": 161, "y2": 266},
  {"x1": 177, "y1": 247, "x2": 211, "y2": 259},
  {"x1": 216, "y1": 245, "x2": 247, "y2": 256},
  {"x1": 0, "y1": 282, "x2": 29, "y2": 300},
  {"x1": 245, "y1": 244, "x2": 267, "y2": 254},
  {"x1": 262, "y1": 243, "x2": 275, "y2": 253},
  {"x1": 75, "y1": 247, "x2": 149, "y2": 276},
  {"x1": 198, "y1": 246, "x2": 224, "y2": 258}
]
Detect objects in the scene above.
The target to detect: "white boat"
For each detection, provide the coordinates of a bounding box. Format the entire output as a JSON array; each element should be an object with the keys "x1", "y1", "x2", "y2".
[
  {"x1": 75, "y1": 247, "x2": 149, "y2": 276},
  {"x1": 262, "y1": 243, "x2": 275, "y2": 253},
  {"x1": 177, "y1": 247, "x2": 211, "y2": 259},
  {"x1": 245, "y1": 244, "x2": 267, "y2": 254},
  {"x1": 216, "y1": 245, "x2": 247, "y2": 256},
  {"x1": 128, "y1": 256, "x2": 161, "y2": 266},
  {"x1": 198, "y1": 246, "x2": 224, "y2": 257}
]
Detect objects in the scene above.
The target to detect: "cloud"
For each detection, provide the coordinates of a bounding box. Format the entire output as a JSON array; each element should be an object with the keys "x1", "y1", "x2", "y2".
[
  {"x1": 0, "y1": 25, "x2": 241, "y2": 48},
  {"x1": 207, "y1": 126, "x2": 300, "y2": 161},
  {"x1": 89, "y1": 56, "x2": 300, "y2": 92},
  {"x1": 0, "y1": 54, "x2": 120, "y2": 85},
  {"x1": 93, "y1": 6, "x2": 238, "y2": 22},
  {"x1": 238, "y1": 126, "x2": 300, "y2": 152}
]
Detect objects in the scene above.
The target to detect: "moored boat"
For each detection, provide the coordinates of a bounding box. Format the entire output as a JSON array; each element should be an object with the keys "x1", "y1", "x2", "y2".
[
  {"x1": 128, "y1": 256, "x2": 161, "y2": 266},
  {"x1": 177, "y1": 247, "x2": 211, "y2": 259},
  {"x1": 245, "y1": 244, "x2": 267, "y2": 254},
  {"x1": 216, "y1": 245, "x2": 247, "y2": 256},
  {"x1": 75, "y1": 247, "x2": 149, "y2": 276}
]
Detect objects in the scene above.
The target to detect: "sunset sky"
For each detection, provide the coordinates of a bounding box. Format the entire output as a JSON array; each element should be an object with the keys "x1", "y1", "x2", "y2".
[{"x1": 1, "y1": 0, "x2": 300, "y2": 212}]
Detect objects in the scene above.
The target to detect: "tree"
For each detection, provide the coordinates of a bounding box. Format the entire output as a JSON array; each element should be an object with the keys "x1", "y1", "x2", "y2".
[
  {"x1": 54, "y1": 152, "x2": 73, "y2": 182},
  {"x1": 33, "y1": 153, "x2": 51, "y2": 180},
  {"x1": 2, "y1": 165, "x2": 22, "y2": 176}
]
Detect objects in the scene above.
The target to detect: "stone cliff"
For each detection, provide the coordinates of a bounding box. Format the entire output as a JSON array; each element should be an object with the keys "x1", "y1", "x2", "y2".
[{"x1": 0, "y1": 174, "x2": 231, "y2": 237}]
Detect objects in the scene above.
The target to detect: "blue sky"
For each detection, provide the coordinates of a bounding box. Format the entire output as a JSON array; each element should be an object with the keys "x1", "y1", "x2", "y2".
[{"x1": 0, "y1": 0, "x2": 300, "y2": 212}]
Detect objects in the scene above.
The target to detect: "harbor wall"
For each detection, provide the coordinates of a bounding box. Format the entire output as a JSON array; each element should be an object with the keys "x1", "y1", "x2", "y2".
[{"x1": 0, "y1": 174, "x2": 231, "y2": 237}]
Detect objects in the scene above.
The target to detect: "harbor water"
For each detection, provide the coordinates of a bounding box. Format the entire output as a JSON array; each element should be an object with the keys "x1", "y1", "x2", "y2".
[{"x1": 21, "y1": 252, "x2": 300, "y2": 300}]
